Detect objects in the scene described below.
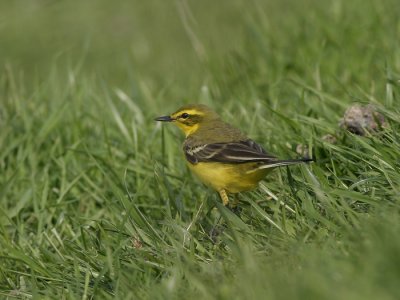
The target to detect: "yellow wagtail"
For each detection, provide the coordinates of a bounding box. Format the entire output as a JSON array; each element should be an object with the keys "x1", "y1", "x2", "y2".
[{"x1": 155, "y1": 104, "x2": 312, "y2": 207}]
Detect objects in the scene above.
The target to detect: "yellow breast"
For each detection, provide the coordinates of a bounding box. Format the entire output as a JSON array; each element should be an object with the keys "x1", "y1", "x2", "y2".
[{"x1": 188, "y1": 162, "x2": 271, "y2": 193}]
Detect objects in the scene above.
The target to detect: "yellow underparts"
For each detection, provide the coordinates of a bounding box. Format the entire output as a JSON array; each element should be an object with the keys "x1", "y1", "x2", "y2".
[{"x1": 188, "y1": 162, "x2": 271, "y2": 194}]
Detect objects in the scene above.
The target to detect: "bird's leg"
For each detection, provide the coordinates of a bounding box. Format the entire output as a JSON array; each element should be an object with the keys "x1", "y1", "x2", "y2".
[
  {"x1": 218, "y1": 189, "x2": 242, "y2": 216},
  {"x1": 218, "y1": 189, "x2": 229, "y2": 206}
]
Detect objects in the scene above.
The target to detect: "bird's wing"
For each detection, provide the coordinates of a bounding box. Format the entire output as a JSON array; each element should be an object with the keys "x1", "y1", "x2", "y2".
[{"x1": 184, "y1": 140, "x2": 277, "y2": 164}]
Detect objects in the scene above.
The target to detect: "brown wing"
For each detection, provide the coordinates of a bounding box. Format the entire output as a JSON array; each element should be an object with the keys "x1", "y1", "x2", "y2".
[{"x1": 184, "y1": 139, "x2": 277, "y2": 164}]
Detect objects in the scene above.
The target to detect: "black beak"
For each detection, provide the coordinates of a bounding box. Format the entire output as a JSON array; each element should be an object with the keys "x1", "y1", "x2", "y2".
[{"x1": 154, "y1": 115, "x2": 174, "y2": 122}]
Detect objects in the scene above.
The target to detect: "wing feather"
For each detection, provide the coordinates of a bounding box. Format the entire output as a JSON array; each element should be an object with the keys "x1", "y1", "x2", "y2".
[{"x1": 184, "y1": 140, "x2": 277, "y2": 164}]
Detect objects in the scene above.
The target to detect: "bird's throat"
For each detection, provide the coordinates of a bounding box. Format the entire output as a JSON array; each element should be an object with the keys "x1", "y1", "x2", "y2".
[{"x1": 176, "y1": 123, "x2": 199, "y2": 137}]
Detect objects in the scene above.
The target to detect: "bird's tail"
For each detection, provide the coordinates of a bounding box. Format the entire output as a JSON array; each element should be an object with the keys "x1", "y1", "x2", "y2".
[
  {"x1": 255, "y1": 157, "x2": 314, "y2": 170},
  {"x1": 245, "y1": 158, "x2": 315, "y2": 173}
]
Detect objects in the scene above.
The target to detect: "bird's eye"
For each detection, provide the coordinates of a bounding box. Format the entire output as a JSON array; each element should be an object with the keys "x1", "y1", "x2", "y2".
[{"x1": 181, "y1": 113, "x2": 189, "y2": 119}]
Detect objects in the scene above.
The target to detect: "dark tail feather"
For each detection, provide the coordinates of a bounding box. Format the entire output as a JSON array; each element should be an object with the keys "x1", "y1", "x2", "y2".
[{"x1": 257, "y1": 157, "x2": 314, "y2": 170}]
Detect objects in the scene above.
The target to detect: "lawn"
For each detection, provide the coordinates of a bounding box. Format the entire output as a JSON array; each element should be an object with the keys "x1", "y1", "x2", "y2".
[{"x1": 1, "y1": 0, "x2": 400, "y2": 299}]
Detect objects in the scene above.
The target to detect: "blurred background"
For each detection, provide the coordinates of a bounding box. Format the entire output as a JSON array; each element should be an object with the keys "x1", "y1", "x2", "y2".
[
  {"x1": 1, "y1": 0, "x2": 399, "y2": 102},
  {"x1": 2, "y1": 0, "x2": 253, "y2": 88}
]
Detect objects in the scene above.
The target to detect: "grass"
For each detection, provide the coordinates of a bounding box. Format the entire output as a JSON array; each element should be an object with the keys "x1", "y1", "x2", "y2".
[{"x1": 1, "y1": 0, "x2": 400, "y2": 298}]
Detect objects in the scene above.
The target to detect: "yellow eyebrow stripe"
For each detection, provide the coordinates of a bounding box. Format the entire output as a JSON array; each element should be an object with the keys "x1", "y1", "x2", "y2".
[{"x1": 172, "y1": 109, "x2": 204, "y2": 118}]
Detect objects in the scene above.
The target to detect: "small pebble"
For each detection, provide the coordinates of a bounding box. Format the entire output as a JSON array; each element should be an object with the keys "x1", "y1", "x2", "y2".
[{"x1": 339, "y1": 104, "x2": 387, "y2": 136}]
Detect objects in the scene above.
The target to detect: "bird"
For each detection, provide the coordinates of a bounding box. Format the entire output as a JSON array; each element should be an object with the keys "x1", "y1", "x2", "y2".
[{"x1": 155, "y1": 104, "x2": 313, "y2": 208}]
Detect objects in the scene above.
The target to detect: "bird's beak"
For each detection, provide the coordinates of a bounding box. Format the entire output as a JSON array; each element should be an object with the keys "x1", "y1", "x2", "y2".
[{"x1": 154, "y1": 115, "x2": 174, "y2": 122}]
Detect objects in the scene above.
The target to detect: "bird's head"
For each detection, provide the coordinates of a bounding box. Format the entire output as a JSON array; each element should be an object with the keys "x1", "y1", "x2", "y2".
[{"x1": 155, "y1": 104, "x2": 219, "y2": 136}]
